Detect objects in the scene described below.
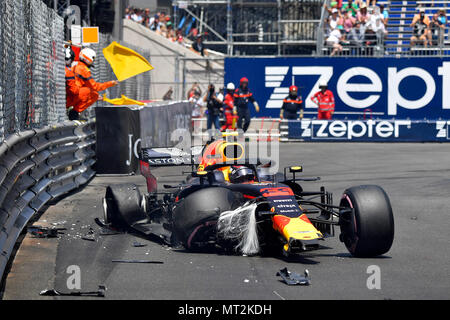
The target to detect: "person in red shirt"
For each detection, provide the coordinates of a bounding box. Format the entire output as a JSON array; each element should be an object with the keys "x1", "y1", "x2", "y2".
[
  {"x1": 311, "y1": 81, "x2": 335, "y2": 120},
  {"x1": 221, "y1": 83, "x2": 237, "y2": 131}
]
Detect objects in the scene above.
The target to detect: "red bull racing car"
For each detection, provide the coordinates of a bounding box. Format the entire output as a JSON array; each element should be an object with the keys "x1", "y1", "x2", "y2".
[{"x1": 102, "y1": 134, "x2": 394, "y2": 258}]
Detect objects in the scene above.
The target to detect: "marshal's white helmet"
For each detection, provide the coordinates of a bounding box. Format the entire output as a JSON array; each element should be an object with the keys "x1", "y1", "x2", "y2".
[
  {"x1": 226, "y1": 82, "x2": 235, "y2": 90},
  {"x1": 79, "y1": 48, "x2": 96, "y2": 65}
]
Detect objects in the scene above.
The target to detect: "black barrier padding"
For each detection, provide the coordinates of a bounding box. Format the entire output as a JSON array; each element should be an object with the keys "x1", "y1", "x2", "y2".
[
  {"x1": 75, "y1": 169, "x2": 95, "y2": 186},
  {"x1": 31, "y1": 178, "x2": 53, "y2": 195},
  {"x1": 13, "y1": 192, "x2": 35, "y2": 213},
  {"x1": 48, "y1": 155, "x2": 81, "y2": 171},
  {"x1": 50, "y1": 169, "x2": 80, "y2": 186},
  {"x1": 50, "y1": 144, "x2": 79, "y2": 156},
  {"x1": 29, "y1": 134, "x2": 53, "y2": 152},
  {"x1": 0, "y1": 165, "x2": 9, "y2": 186},
  {"x1": 10, "y1": 175, "x2": 36, "y2": 199},
  {"x1": 29, "y1": 191, "x2": 52, "y2": 212},
  {"x1": 95, "y1": 107, "x2": 141, "y2": 174},
  {"x1": 75, "y1": 148, "x2": 96, "y2": 162},
  {"x1": 30, "y1": 163, "x2": 51, "y2": 181},
  {"x1": 10, "y1": 141, "x2": 35, "y2": 160},
  {"x1": 14, "y1": 207, "x2": 35, "y2": 230},
  {"x1": 77, "y1": 138, "x2": 96, "y2": 149},
  {"x1": 48, "y1": 182, "x2": 77, "y2": 199},
  {"x1": 2, "y1": 176, "x2": 37, "y2": 212},
  {"x1": 4, "y1": 131, "x2": 35, "y2": 150},
  {"x1": 0, "y1": 209, "x2": 9, "y2": 228},
  {"x1": 31, "y1": 150, "x2": 51, "y2": 166},
  {"x1": 0, "y1": 160, "x2": 35, "y2": 204},
  {"x1": 0, "y1": 150, "x2": 21, "y2": 173},
  {"x1": 0, "y1": 187, "x2": 9, "y2": 209},
  {"x1": 2, "y1": 206, "x2": 21, "y2": 238}
]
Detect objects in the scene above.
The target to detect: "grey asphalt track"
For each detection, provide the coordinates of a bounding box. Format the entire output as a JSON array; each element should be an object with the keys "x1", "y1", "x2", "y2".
[{"x1": 2, "y1": 143, "x2": 450, "y2": 300}]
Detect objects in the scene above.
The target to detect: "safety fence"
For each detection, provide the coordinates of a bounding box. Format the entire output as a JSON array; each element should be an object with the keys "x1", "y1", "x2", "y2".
[
  {"x1": 0, "y1": 121, "x2": 96, "y2": 280},
  {"x1": 0, "y1": 0, "x2": 66, "y2": 143}
]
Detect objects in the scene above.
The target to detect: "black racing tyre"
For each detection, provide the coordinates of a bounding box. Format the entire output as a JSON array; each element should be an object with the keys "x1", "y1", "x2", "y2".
[
  {"x1": 339, "y1": 185, "x2": 394, "y2": 257},
  {"x1": 173, "y1": 187, "x2": 239, "y2": 248},
  {"x1": 103, "y1": 184, "x2": 146, "y2": 228}
]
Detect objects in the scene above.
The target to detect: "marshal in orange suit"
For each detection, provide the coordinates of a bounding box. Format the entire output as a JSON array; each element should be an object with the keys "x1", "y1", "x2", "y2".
[{"x1": 70, "y1": 48, "x2": 118, "y2": 120}]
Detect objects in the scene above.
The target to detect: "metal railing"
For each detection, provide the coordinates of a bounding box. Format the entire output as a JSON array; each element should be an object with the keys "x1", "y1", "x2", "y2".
[{"x1": 0, "y1": 121, "x2": 96, "y2": 281}]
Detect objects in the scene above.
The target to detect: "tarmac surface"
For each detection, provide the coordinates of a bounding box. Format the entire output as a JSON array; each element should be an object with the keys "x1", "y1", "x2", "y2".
[{"x1": 2, "y1": 142, "x2": 450, "y2": 300}]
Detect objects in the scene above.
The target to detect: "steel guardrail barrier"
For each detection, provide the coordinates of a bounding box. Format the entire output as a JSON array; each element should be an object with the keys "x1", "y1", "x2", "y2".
[{"x1": 0, "y1": 120, "x2": 96, "y2": 279}]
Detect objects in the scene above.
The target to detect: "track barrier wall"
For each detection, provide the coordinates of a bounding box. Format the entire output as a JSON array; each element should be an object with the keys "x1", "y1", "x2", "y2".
[
  {"x1": 95, "y1": 102, "x2": 193, "y2": 175},
  {"x1": 0, "y1": 121, "x2": 96, "y2": 279},
  {"x1": 281, "y1": 119, "x2": 450, "y2": 142}
]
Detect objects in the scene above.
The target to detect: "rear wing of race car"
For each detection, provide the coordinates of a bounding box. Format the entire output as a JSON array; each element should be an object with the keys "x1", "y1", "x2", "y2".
[
  {"x1": 139, "y1": 147, "x2": 203, "y2": 193},
  {"x1": 140, "y1": 147, "x2": 203, "y2": 167}
]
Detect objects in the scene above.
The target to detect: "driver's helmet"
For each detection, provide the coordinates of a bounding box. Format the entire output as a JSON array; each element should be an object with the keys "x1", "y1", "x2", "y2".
[{"x1": 229, "y1": 166, "x2": 256, "y2": 183}]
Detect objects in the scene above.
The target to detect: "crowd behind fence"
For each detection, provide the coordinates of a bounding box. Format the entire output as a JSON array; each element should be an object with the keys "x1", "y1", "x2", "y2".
[{"x1": 0, "y1": 0, "x2": 66, "y2": 143}]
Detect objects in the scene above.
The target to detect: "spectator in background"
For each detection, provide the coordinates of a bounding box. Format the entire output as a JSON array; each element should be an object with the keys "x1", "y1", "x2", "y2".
[
  {"x1": 380, "y1": 4, "x2": 389, "y2": 24},
  {"x1": 174, "y1": 29, "x2": 185, "y2": 44},
  {"x1": 187, "y1": 82, "x2": 202, "y2": 100},
  {"x1": 438, "y1": 9, "x2": 448, "y2": 25},
  {"x1": 356, "y1": 4, "x2": 371, "y2": 42},
  {"x1": 142, "y1": 8, "x2": 151, "y2": 27},
  {"x1": 150, "y1": 15, "x2": 162, "y2": 32},
  {"x1": 204, "y1": 84, "x2": 223, "y2": 131},
  {"x1": 430, "y1": 13, "x2": 446, "y2": 46},
  {"x1": 192, "y1": 34, "x2": 208, "y2": 56},
  {"x1": 124, "y1": 7, "x2": 132, "y2": 19},
  {"x1": 131, "y1": 8, "x2": 143, "y2": 23},
  {"x1": 342, "y1": 0, "x2": 359, "y2": 17},
  {"x1": 327, "y1": 8, "x2": 343, "y2": 32},
  {"x1": 367, "y1": 6, "x2": 387, "y2": 44},
  {"x1": 367, "y1": 0, "x2": 380, "y2": 14},
  {"x1": 326, "y1": 26, "x2": 344, "y2": 56},
  {"x1": 342, "y1": 9, "x2": 359, "y2": 44},
  {"x1": 164, "y1": 21, "x2": 175, "y2": 39},
  {"x1": 410, "y1": 8, "x2": 431, "y2": 47},
  {"x1": 163, "y1": 87, "x2": 173, "y2": 101}
]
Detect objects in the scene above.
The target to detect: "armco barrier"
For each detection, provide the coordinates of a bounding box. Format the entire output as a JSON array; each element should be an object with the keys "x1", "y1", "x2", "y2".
[
  {"x1": 284, "y1": 119, "x2": 450, "y2": 142},
  {"x1": 0, "y1": 121, "x2": 96, "y2": 279}
]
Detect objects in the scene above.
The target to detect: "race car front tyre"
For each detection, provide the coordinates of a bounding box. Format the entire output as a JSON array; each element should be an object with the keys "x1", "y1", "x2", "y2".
[
  {"x1": 103, "y1": 184, "x2": 147, "y2": 228},
  {"x1": 339, "y1": 185, "x2": 394, "y2": 257}
]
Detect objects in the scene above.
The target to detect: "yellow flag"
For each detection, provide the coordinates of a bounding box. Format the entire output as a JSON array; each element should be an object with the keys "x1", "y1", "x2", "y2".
[
  {"x1": 103, "y1": 41, "x2": 153, "y2": 81},
  {"x1": 103, "y1": 94, "x2": 145, "y2": 106}
]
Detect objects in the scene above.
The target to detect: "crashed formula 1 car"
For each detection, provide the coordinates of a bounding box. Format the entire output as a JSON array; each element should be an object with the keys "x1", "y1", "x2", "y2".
[{"x1": 102, "y1": 133, "x2": 394, "y2": 258}]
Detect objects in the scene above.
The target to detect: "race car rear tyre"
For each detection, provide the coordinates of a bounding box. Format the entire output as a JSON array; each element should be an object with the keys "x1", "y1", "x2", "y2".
[
  {"x1": 339, "y1": 185, "x2": 394, "y2": 257},
  {"x1": 173, "y1": 187, "x2": 239, "y2": 249},
  {"x1": 103, "y1": 184, "x2": 146, "y2": 228}
]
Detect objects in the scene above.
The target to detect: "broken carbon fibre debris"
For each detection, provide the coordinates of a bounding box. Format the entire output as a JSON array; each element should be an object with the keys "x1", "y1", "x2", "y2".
[
  {"x1": 40, "y1": 285, "x2": 106, "y2": 297},
  {"x1": 94, "y1": 217, "x2": 122, "y2": 235},
  {"x1": 132, "y1": 240, "x2": 147, "y2": 247},
  {"x1": 27, "y1": 226, "x2": 65, "y2": 238},
  {"x1": 276, "y1": 267, "x2": 311, "y2": 286}
]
